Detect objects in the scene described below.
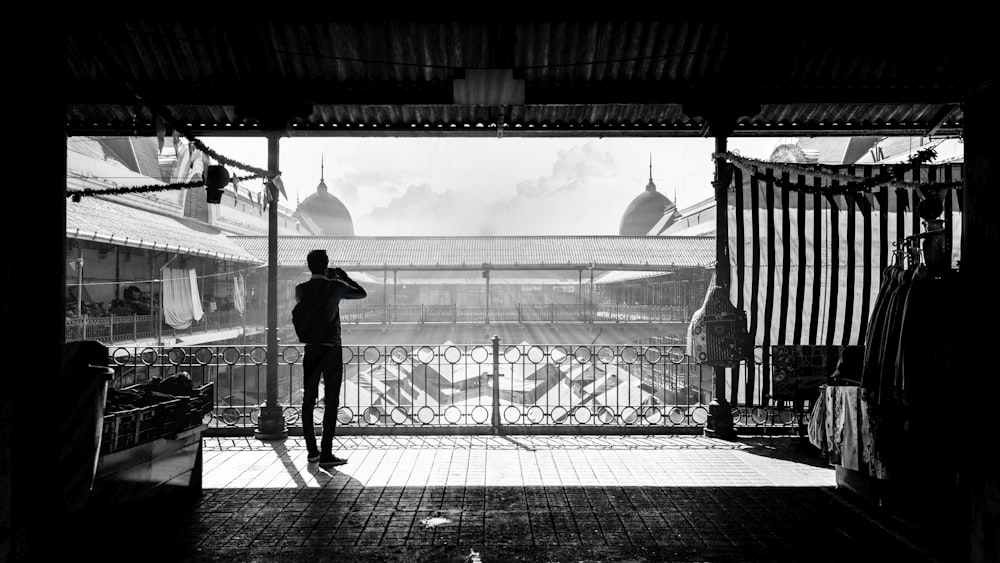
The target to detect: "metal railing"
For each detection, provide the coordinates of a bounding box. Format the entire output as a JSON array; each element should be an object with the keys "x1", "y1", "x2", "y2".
[
  {"x1": 339, "y1": 304, "x2": 688, "y2": 325},
  {"x1": 104, "y1": 341, "x2": 804, "y2": 434},
  {"x1": 67, "y1": 304, "x2": 688, "y2": 344},
  {"x1": 66, "y1": 308, "x2": 268, "y2": 345}
]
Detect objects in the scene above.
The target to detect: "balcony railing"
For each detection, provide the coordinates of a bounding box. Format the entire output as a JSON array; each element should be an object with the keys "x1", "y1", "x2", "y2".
[
  {"x1": 66, "y1": 308, "x2": 268, "y2": 345},
  {"x1": 104, "y1": 342, "x2": 803, "y2": 434},
  {"x1": 340, "y1": 304, "x2": 688, "y2": 324},
  {"x1": 68, "y1": 304, "x2": 688, "y2": 345}
]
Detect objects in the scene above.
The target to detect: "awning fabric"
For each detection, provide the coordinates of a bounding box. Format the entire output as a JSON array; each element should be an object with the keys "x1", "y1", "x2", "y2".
[{"x1": 727, "y1": 163, "x2": 962, "y2": 352}]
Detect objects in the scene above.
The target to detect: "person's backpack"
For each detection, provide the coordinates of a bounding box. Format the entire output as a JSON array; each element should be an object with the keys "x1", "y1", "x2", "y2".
[{"x1": 292, "y1": 282, "x2": 337, "y2": 343}]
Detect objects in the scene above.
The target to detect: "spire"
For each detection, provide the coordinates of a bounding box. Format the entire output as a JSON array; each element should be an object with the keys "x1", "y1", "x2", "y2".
[
  {"x1": 646, "y1": 152, "x2": 656, "y2": 191},
  {"x1": 316, "y1": 154, "x2": 328, "y2": 193}
]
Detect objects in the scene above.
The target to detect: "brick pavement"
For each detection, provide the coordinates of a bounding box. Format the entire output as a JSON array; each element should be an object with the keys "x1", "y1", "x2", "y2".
[{"x1": 59, "y1": 436, "x2": 955, "y2": 562}]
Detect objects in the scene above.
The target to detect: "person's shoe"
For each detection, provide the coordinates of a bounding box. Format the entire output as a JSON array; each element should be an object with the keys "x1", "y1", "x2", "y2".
[
  {"x1": 307, "y1": 451, "x2": 321, "y2": 463},
  {"x1": 318, "y1": 453, "x2": 347, "y2": 469}
]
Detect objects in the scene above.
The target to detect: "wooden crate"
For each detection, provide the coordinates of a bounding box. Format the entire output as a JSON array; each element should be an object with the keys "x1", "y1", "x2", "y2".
[
  {"x1": 185, "y1": 383, "x2": 214, "y2": 428},
  {"x1": 152, "y1": 397, "x2": 184, "y2": 438},
  {"x1": 102, "y1": 407, "x2": 145, "y2": 453}
]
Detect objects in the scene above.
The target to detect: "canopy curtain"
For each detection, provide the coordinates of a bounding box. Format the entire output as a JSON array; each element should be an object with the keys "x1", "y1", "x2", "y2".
[
  {"x1": 726, "y1": 162, "x2": 963, "y2": 354},
  {"x1": 162, "y1": 267, "x2": 204, "y2": 329}
]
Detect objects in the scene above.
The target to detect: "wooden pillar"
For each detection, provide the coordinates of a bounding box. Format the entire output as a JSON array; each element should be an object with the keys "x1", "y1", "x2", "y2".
[{"x1": 959, "y1": 81, "x2": 1000, "y2": 563}]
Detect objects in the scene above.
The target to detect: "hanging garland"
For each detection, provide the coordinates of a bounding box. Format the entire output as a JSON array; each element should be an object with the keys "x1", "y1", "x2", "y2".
[
  {"x1": 713, "y1": 147, "x2": 962, "y2": 195},
  {"x1": 137, "y1": 93, "x2": 287, "y2": 201},
  {"x1": 67, "y1": 173, "x2": 268, "y2": 202}
]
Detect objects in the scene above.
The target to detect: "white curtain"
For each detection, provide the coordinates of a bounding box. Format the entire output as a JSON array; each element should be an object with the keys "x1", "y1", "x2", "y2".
[
  {"x1": 162, "y1": 267, "x2": 204, "y2": 329},
  {"x1": 233, "y1": 273, "x2": 246, "y2": 315}
]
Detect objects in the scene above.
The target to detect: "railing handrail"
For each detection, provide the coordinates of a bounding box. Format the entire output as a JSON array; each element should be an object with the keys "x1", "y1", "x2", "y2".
[{"x1": 101, "y1": 342, "x2": 802, "y2": 434}]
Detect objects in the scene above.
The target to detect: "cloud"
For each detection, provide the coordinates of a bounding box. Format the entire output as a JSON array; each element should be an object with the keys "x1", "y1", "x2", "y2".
[{"x1": 358, "y1": 142, "x2": 631, "y2": 236}]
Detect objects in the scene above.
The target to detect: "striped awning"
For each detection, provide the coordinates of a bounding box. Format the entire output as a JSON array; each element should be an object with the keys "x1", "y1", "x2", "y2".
[{"x1": 727, "y1": 162, "x2": 963, "y2": 351}]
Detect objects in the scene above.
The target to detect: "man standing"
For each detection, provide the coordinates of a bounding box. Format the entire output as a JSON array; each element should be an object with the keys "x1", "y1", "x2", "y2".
[{"x1": 293, "y1": 249, "x2": 367, "y2": 469}]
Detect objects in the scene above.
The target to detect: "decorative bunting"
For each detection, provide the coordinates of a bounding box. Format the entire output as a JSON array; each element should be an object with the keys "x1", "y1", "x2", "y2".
[
  {"x1": 67, "y1": 173, "x2": 268, "y2": 202},
  {"x1": 714, "y1": 149, "x2": 960, "y2": 195}
]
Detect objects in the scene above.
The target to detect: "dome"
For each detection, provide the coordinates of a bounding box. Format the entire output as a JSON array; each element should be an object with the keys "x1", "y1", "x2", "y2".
[
  {"x1": 618, "y1": 176, "x2": 679, "y2": 236},
  {"x1": 296, "y1": 177, "x2": 355, "y2": 236}
]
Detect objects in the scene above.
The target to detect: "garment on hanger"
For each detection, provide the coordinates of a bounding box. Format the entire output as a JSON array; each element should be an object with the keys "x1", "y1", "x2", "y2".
[{"x1": 860, "y1": 263, "x2": 901, "y2": 394}]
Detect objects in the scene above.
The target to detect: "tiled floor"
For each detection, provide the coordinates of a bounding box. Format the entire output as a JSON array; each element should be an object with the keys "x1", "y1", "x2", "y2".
[{"x1": 61, "y1": 435, "x2": 955, "y2": 562}]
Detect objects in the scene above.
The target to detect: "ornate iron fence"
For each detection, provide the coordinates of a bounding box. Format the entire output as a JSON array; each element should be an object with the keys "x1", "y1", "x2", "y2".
[{"x1": 104, "y1": 341, "x2": 802, "y2": 434}]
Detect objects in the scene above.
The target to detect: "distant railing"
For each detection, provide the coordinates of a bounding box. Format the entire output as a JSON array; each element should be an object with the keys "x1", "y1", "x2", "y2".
[
  {"x1": 66, "y1": 308, "x2": 268, "y2": 345},
  {"x1": 104, "y1": 341, "x2": 803, "y2": 434},
  {"x1": 340, "y1": 303, "x2": 688, "y2": 324}
]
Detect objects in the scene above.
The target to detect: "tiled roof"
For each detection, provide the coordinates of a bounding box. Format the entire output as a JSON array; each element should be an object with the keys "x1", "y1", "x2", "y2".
[
  {"x1": 229, "y1": 236, "x2": 714, "y2": 271},
  {"x1": 67, "y1": 197, "x2": 264, "y2": 264}
]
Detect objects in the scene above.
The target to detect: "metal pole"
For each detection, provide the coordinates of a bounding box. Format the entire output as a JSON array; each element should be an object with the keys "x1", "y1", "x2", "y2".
[
  {"x1": 77, "y1": 246, "x2": 84, "y2": 317},
  {"x1": 256, "y1": 132, "x2": 287, "y2": 440},
  {"x1": 491, "y1": 335, "x2": 501, "y2": 435},
  {"x1": 707, "y1": 130, "x2": 736, "y2": 440},
  {"x1": 589, "y1": 268, "x2": 594, "y2": 323}
]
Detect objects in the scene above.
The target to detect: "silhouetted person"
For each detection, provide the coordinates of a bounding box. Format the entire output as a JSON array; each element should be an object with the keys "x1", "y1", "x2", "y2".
[{"x1": 293, "y1": 249, "x2": 367, "y2": 469}]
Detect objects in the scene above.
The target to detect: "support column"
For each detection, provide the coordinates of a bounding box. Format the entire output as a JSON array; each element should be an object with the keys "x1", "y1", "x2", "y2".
[
  {"x1": 705, "y1": 131, "x2": 736, "y2": 441},
  {"x1": 255, "y1": 132, "x2": 287, "y2": 441},
  {"x1": 6, "y1": 41, "x2": 65, "y2": 559},
  {"x1": 959, "y1": 81, "x2": 1000, "y2": 563},
  {"x1": 484, "y1": 268, "x2": 490, "y2": 324}
]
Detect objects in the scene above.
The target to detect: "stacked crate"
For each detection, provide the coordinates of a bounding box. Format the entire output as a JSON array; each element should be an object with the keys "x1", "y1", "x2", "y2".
[{"x1": 100, "y1": 382, "x2": 215, "y2": 455}]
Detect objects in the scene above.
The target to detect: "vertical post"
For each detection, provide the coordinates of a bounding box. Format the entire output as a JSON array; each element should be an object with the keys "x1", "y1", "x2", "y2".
[
  {"x1": 491, "y1": 335, "x2": 502, "y2": 435},
  {"x1": 255, "y1": 132, "x2": 287, "y2": 441},
  {"x1": 393, "y1": 270, "x2": 397, "y2": 323},
  {"x1": 484, "y1": 268, "x2": 490, "y2": 324},
  {"x1": 706, "y1": 131, "x2": 736, "y2": 441},
  {"x1": 589, "y1": 268, "x2": 594, "y2": 323},
  {"x1": 77, "y1": 246, "x2": 84, "y2": 317},
  {"x1": 383, "y1": 269, "x2": 388, "y2": 324}
]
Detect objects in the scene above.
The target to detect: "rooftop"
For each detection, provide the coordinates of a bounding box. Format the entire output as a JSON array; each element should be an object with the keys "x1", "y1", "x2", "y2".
[{"x1": 230, "y1": 235, "x2": 715, "y2": 271}]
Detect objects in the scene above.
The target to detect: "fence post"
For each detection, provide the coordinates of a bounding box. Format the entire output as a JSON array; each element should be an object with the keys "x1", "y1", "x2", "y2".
[{"x1": 491, "y1": 335, "x2": 502, "y2": 435}]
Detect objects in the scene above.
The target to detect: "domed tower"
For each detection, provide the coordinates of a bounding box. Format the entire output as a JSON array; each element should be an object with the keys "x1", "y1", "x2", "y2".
[
  {"x1": 618, "y1": 156, "x2": 680, "y2": 236},
  {"x1": 295, "y1": 156, "x2": 355, "y2": 236}
]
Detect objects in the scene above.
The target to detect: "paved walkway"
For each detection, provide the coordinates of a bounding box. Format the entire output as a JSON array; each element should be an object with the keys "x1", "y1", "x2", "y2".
[{"x1": 62, "y1": 435, "x2": 955, "y2": 562}]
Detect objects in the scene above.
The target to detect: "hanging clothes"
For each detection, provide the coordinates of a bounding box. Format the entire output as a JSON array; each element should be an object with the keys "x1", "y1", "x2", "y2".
[
  {"x1": 162, "y1": 267, "x2": 204, "y2": 329},
  {"x1": 233, "y1": 273, "x2": 246, "y2": 315},
  {"x1": 686, "y1": 285, "x2": 752, "y2": 367},
  {"x1": 860, "y1": 264, "x2": 899, "y2": 394},
  {"x1": 874, "y1": 263, "x2": 916, "y2": 406}
]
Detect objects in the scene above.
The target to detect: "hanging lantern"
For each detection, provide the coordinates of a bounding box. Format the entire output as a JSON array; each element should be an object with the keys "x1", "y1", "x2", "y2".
[{"x1": 205, "y1": 165, "x2": 230, "y2": 204}]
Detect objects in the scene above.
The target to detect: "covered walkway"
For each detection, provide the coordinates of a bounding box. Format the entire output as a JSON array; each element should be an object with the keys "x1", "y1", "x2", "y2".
[{"x1": 58, "y1": 436, "x2": 953, "y2": 562}]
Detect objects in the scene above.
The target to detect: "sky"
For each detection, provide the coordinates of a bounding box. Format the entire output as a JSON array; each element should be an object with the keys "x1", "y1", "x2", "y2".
[{"x1": 205, "y1": 136, "x2": 790, "y2": 236}]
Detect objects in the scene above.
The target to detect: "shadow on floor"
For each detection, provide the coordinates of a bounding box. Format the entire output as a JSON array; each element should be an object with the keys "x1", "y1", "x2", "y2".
[
  {"x1": 51, "y1": 483, "x2": 957, "y2": 563},
  {"x1": 738, "y1": 436, "x2": 832, "y2": 468}
]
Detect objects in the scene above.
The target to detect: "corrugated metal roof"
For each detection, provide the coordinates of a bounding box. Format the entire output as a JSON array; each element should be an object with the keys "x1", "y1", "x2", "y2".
[
  {"x1": 228, "y1": 236, "x2": 714, "y2": 270},
  {"x1": 64, "y1": 16, "x2": 986, "y2": 138},
  {"x1": 594, "y1": 270, "x2": 673, "y2": 285},
  {"x1": 67, "y1": 197, "x2": 265, "y2": 264}
]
